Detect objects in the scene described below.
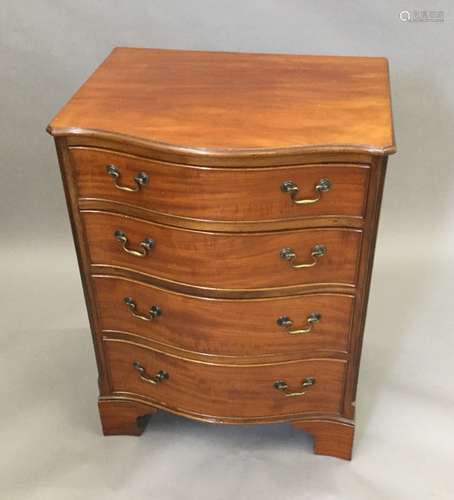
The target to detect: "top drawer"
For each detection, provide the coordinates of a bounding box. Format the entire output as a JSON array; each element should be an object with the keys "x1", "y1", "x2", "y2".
[{"x1": 70, "y1": 148, "x2": 369, "y2": 222}]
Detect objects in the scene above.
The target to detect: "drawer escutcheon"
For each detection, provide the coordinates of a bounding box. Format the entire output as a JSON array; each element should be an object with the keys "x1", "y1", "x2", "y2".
[
  {"x1": 280, "y1": 244, "x2": 327, "y2": 269},
  {"x1": 281, "y1": 178, "x2": 331, "y2": 205},
  {"x1": 277, "y1": 312, "x2": 321, "y2": 335},
  {"x1": 114, "y1": 230, "x2": 155, "y2": 258},
  {"x1": 106, "y1": 164, "x2": 149, "y2": 192},
  {"x1": 124, "y1": 297, "x2": 162, "y2": 322},
  {"x1": 273, "y1": 377, "x2": 316, "y2": 397},
  {"x1": 133, "y1": 361, "x2": 169, "y2": 385}
]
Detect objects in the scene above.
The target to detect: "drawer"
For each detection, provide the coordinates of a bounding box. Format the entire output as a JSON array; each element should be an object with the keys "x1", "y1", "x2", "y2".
[
  {"x1": 94, "y1": 275, "x2": 354, "y2": 356},
  {"x1": 103, "y1": 337, "x2": 347, "y2": 418},
  {"x1": 71, "y1": 148, "x2": 369, "y2": 221},
  {"x1": 83, "y1": 211, "x2": 362, "y2": 289}
]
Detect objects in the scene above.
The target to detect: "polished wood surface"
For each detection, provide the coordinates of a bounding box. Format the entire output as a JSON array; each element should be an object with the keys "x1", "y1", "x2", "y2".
[
  {"x1": 103, "y1": 336, "x2": 347, "y2": 419},
  {"x1": 48, "y1": 48, "x2": 395, "y2": 155},
  {"x1": 293, "y1": 418, "x2": 355, "y2": 460},
  {"x1": 48, "y1": 48, "x2": 395, "y2": 459},
  {"x1": 67, "y1": 134, "x2": 375, "y2": 167},
  {"x1": 83, "y1": 211, "x2": 362, "y2": 289},
  {"x1": 71, "y1": 147, "x2": 369, "y2": 222},
  {"x1": 94, "y1": 275, "x2": 354, "y2": 357},
  {"x1": 98, "y1": 398, "x2": 157, "y2": 436}
]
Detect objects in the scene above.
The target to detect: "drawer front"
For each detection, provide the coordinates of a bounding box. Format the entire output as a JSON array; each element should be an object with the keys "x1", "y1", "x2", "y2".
[
  {"x1": 71, "y1": 148, "x2": 369, "y2": 221},
  {"x1": 83, "y1": 211, "x2": 362, "y2": 289},
  {"x1": 103, "y1": 337, "x2": 347, "y2": 418},
  {"x1": 94, "y1": 276, "x2": 354, "y2": 356}
]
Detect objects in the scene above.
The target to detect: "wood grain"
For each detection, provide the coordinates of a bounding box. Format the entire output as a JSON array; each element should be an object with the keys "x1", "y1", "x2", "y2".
[
  {"x1": 103, "y1": 336, "x2": 347, "y2": 419},
  {"x1": 48, "y1": 48, "x2": 395, "y2": 458},
  {"x1": 82, "y1": 211, "x2": 362, "y2": 290},
  {"x1": 78, "y1": 198, "x2": 367, "y2": 233},
  {"x1": 53, "y1": 138, "x2": 110, "y2": 395},
  {"x1": 71, "y1": 147, "x2": 369, "y2": 222},
  {"x1": 66, "y1": 134, "x2": 376, "y2": 167},
  {"x1": 48, "y1": 47, "x2": 395, "y2": 155},
  {"x1": 293, "y1": 418, "x2": 355, "y2": 460},
  {"x1": 93, "y1": 275, "x2": 354, "y2": 357},
  {"x1": 98, "y1": 398, "x2": 157, "y2": 435}
]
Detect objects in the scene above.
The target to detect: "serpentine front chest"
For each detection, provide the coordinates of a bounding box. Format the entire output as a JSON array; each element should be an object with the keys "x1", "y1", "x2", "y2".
[{"x1": 47, "y1": 47, "x2": 395, "y2": 460}]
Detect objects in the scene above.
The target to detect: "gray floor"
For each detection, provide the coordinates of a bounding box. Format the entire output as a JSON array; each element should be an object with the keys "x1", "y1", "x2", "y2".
[{"x1": 1, "y1": 243, "x2": 453, "y2": 500}]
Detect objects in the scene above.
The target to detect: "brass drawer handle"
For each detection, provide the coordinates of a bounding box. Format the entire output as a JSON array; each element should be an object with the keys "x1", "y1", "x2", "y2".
[
  {"x1": 274, "y1": 377, "x2": 316, "y2": 397},
  {"x1": 277, "y1": 312, "x2": 321, "y2": 335},
  {"x1": 133, "y1": 361, "x2": 169, "y2": 385},
  {"x1": 106, "y1": 164, "x2": 148, "y2": 192},
  {"x1": 114, "y1": 230, "x2": 155, "y2": 257},
  {"x1": 124, "y1": 297, "x2": 162, "y2": 321},
  {"x1": 280, "y1": 244, "x2": 326, "y2": 269},
  {"x1": 281, "y1": 178, "x2": 331, "y2": 205}
]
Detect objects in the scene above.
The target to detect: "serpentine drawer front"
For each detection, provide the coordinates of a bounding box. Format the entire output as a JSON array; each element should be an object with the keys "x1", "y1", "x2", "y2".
[
  {"x1": 83, "y1": 211, "x2": 362, "y2": 290},
  {"x1": 93, "y1": 275, "x2": 355, "y2": 357},
  {"x1": 102, "y1": 336, "x2": 347, "y2": 419},
  {"x1": 47, "y1": 47, "x2": 395, "y2": 460},
  {"x1": 71, "y1": 148, "x2": 370, "y2": 223}
]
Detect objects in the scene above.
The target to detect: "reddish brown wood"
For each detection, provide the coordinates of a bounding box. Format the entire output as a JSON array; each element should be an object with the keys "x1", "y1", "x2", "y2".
[
  {"x1": 53, "y1": 138, "x2": 110, "y2": 395},
  {"x1": 103, "y1": 335, "x2": 347, "y2": 419},
  {"x1": 293, "y1": 418, "x2": 355, "y2": 460},
  {"x1": 93, "y1": 275, "x2": 354, "y2": 357},
  {"x1": 341, "y1": 156, "x2": 389, "y2": 419},
  {"x1": 98, "y1": 398, "x2": 157, "y2": 435},
  {"x1": 47, "y1": 48, "x2": 395, "y2": 155},
  {"x1": 79, "y1": 197, "x2": 367, "y2": 233},
  {"x1": 83, "y1": 211, "x2": 362, "y2": 290},
  {"x1": 66, "y1": 134, "x2": 375, "y2": 167},
  {"x1": 47, "y1": 48, "x2": 395, "y2": 459},
  {"x1": 71, "y1": 147, "x2": 369, "y2": 222}
]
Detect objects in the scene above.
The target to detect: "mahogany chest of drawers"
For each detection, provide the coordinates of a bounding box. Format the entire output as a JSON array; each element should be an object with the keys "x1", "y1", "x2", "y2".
[{"x1": 47, "y1": 47, "x2": 395, "y2": 460}]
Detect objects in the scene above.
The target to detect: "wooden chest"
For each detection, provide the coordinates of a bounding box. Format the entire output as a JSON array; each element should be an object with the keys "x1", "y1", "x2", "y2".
[{"x1": 47, "y1": 47, "x2": 395, "y2": 460}]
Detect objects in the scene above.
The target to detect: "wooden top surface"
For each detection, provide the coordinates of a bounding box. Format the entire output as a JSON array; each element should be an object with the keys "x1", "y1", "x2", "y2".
[{"x1": 48, "y1": 47, "x2": 395, "y2": 155}]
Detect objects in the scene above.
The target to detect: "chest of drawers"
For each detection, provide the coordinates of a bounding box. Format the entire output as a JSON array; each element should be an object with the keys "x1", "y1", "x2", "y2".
[{"x1": 47, "y1": 47, "x2": 395, "y2": 460}]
